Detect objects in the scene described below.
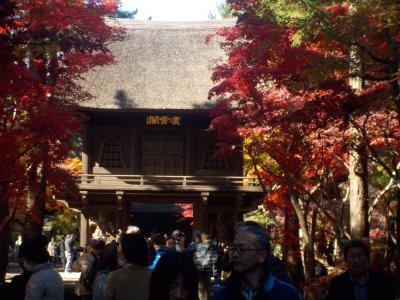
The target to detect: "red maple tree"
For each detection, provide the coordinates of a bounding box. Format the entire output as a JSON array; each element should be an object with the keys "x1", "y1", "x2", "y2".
[
  {"x1": 0, "y1": 0, "x2": 124, "y2": 281},
  {"x1": 208, "y1": 0, "x2": 400, "y2": 284}
]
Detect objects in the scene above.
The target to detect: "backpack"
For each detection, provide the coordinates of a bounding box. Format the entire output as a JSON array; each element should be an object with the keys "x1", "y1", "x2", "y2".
[{"x1": 82, "y1": 253, "x2": 99, "y2": 291}]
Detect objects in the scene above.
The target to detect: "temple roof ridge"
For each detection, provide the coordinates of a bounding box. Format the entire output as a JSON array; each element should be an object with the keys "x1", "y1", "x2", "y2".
[
  {"x1": 78, "y1": 18, "x2": 234, "y2": 110},
  {"x1": 112, "y1": 18, "x2": 236, "y2": 29}
]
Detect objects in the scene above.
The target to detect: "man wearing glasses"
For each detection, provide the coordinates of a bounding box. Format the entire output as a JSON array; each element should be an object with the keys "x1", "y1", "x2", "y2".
[
  {"x1": 213, "y1": 222, "x2": 301, "y2": 300},
  {"x1": 327, "y1": 239, "x2": 395, "y2": 300}
]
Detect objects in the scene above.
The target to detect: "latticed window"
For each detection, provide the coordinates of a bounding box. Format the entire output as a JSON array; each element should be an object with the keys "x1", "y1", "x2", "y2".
[
  {"x1": 203, "y1": 141, "x2": 227, "y2": 170},
  {"x1": 100, "y1": 138, "x2": 124, "y2": 168}
]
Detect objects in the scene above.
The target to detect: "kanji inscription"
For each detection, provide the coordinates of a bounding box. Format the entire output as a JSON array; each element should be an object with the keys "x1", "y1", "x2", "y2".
[{"x1": 146, "y1": 115, "x2": 181, "y2": 126}]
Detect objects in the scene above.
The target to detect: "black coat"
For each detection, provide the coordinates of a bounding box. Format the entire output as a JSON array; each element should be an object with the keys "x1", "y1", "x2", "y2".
[
  {"x1": 327, "y1": 271, "x2": 395, "y2": 300},
  {"x1": 0, "y1": 272, "x2": 32, "y2": 300}
]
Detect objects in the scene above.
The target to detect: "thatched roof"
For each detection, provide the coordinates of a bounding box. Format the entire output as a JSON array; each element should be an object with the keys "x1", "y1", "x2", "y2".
[{"x1": 79, "y1": 19, "x2": 235, "y2": 110}]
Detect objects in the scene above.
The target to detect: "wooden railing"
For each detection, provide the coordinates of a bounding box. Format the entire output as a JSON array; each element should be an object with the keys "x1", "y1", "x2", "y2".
[{"x1": 77, "y1": 174, "x2": 262, "y2": 192}]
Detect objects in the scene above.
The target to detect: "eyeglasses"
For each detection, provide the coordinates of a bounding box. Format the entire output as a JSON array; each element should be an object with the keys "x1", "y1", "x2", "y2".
[
  {"x1": 347, "y1": 253, "x2": 367, "y2": 261},
  {"x1": 227, "y1": 244, "x2": 264, "y2": 255}
]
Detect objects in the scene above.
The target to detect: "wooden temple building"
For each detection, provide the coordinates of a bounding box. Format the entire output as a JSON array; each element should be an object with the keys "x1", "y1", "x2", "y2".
[{"x1": 71, "y1": 19, "x2": 263, "y2": 246}]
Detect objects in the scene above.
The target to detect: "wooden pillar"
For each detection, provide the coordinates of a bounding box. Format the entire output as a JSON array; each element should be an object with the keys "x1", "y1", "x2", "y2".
[
  {"x1": 116, "y1": 211, "x2": 123, "y2": 231},
  {"x1": 193, "y1": 198, "x2": 201, "y2": 235},
  {"x1": 80, "y1": 191, "x2": 89, "y2": 247},
  {"x1": 80, "y1": 213, "x2": 88, "y2": 247},
  {"x1": 130, "y1": 127, "x2": 137, "y2": 173},
  {"x1": 193, "y1": 193, "x2": 210, "y2": 235},
  {"x1": 81, "y1": 126, "x2": 89, "y2": 183},
  {"x1": 185, "y1": 125, "x2": 192, "y2": 174},
  {"x1": 200, "y1": 192, "x2": 209, "y2": 233},
  {"x1": 116, "y1": 191, "x2": 124, "y2": 231},
  {"x1": 123, "y1": 194, "x2": 131, "y2": 230},
  {"x1": 234, "y1": 194, "x2": 244, "y2": 224}
]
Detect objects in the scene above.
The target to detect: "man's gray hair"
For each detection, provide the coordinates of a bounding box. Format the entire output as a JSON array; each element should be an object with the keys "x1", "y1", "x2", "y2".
[{"x1": 237, "y1": 221, "x2": 271, "y2": 254}]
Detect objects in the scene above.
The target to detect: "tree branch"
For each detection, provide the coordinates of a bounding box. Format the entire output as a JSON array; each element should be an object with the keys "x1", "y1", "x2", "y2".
[
  {"x1": 350, "y1": 118, "x2": 397, "y2": 179},
  {"x1": 368, "y1": 177, "x2": 396, "y2": 219},
  {"x1": 0, "y1": 206, "x2": 15, "y2": 233}
]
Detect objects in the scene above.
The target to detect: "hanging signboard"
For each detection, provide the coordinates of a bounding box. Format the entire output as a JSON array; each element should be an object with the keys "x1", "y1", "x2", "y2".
[{"x1": 145, "y1": 115, "x2": 181, "y2": 126}]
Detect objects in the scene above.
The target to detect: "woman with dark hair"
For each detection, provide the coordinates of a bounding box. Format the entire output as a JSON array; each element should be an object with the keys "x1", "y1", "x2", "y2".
[{"x1": 149, "y1": 252, "x2": 199, "y2": 300}]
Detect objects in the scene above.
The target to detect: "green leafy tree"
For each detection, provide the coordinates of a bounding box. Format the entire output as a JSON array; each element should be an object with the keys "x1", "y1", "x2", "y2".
[
  {"x1": 217, "y1": 1, "x2": 235, "y2": 18},
  {"x1": 208, "y1": 11, "x2": 217, "y2": 20},
  {"x1": 45, "y1": 208, "x2": 80, "y2": 237},
  {"x1": 109, "y1": 9, "x2": 138, "y2": 19}
]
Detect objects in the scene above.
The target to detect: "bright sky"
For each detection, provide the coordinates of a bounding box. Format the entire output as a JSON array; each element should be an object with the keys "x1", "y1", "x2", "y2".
[{"x1": 121, "y1": 0, "x2": 223, "y2": 21}]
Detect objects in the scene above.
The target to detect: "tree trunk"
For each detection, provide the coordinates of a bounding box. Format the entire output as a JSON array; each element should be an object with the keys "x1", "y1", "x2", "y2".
[
  {"x1": 0, "y1": 185, "x2": 10, "y2": 282},
  {"x1": 387, "y1": 48, "x2": 400, "y2": 125},
  {"x1": 283, "y1": 203, "x2": 305, "y2": 290},
  {"x1": 25, "y1": 164, "x2": 37, "y2": 237},
  {"x1": 348, "y1": 127, "x2": 369, "y2": 239},
  {"x1": 308, "y1": 206, "x2": 318, "y2": 274},
  {"x1": 385, "y1": 212, "x2": 396, "y2": 269},
  {"x1": 348, "y1": 36, "x2": 370, "y2": 240},
  {"x1": 32, "y1": 162, "x2": 46, "y2": 236},
  {"x1": 25, "y1": 160, "x2": 46, "y2": 238},
  {"x1": 0, "y1": 221, "x2": 9, "y2": 283},
  {"x1": 396, "y1": 187, "x2": 400, "y2": 275},
  {"x1": 289, "y1": 193, "x2": 315, "y2": 284}
]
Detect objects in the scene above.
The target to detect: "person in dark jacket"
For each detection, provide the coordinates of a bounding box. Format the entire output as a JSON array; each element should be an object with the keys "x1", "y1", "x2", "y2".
[
  {"x1": 213, "y1": 222, "x2": 301, "y2": 300},
  {"x1": 0, "y1": 271, "x2": 31, "y2": 300},
  {"x1": 0, "y1": 239, "x2": 33, "y2": 300},
  {"x1": 92, "y1": 242, "x2": 119, "y2": 300},
  {"x1": 327, "y1": 239, "x2": 395, "y2": 300},
  {"x1": 221, "y1": 223, "x2": 289, "y2": 284}
]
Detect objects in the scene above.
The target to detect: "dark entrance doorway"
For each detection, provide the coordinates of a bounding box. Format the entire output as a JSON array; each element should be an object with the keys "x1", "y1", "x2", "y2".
[{"x1": 129, "y1": 203, "x2": 193, "y2": 239}]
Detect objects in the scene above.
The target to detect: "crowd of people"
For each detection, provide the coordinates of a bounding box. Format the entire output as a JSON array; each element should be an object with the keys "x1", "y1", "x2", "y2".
[
  {"x1": 0, "y1": 221, "x2": 396, "y2": 300},
  {"x1": 8, "y1": 233, "x2": 77, "y2": 273}
]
